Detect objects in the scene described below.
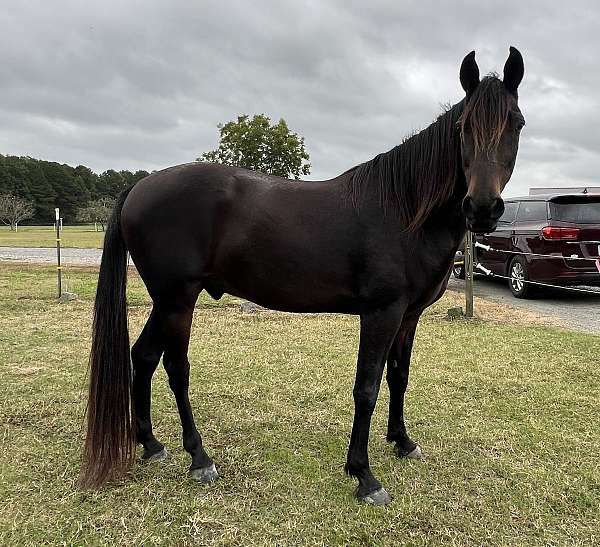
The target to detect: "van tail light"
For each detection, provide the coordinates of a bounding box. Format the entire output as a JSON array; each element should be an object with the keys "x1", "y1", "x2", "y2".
[{"x1": 541, "y1": 226, "x2": 580, "y2": 240}]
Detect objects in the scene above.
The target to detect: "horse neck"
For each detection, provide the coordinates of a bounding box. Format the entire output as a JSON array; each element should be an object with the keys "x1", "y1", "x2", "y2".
[
  {"x1": 358, "y1": 100, "x2": 467, "y2": 228},
  {"x1": 422, "y1": 104, "x2": 466, "y2": 201},
  {"x1": 420, "y1": 133, "x2": 468, "y2": 243}
]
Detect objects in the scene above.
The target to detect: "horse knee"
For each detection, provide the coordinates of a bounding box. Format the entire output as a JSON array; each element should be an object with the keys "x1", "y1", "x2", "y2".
[{"x1": 353, "y1": 389, "x2": 378, "y2": 414}]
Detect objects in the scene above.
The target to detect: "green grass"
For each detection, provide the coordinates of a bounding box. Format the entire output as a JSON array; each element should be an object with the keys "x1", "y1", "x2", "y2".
[
  {"x1": 0, "y1": 225, "x2": 104, "y2": 248},
  {"x1": 0, "y1": 263, "x2": 598, "y2": 546}
]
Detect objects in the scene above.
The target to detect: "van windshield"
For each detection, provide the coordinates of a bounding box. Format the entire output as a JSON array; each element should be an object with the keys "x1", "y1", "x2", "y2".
[{"x1": 550, "y1": 201, "x2": 600, "y2": 224}]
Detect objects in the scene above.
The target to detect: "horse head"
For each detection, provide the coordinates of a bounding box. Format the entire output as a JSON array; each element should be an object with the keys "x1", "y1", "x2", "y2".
[{"x1": 459, "y1": 47, "x2": 525, "y2": 233}]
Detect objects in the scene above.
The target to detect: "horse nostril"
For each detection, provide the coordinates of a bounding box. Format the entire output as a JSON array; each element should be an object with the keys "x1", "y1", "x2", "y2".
[
  {"x1": 491, "y1": 198, "x2": 504, "y2": 219},
  {"x1": 462, "y1": 196, "x2": 475, "y2": 217}
]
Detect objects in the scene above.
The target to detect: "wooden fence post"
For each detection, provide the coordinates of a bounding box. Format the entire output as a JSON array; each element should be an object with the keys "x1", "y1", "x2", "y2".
[{"x1": 465, "y1": 230, "x2": 474, "y2": 318}]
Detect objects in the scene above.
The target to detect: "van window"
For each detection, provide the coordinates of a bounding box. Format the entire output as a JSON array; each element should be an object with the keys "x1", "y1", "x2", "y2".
[
  {"x1": 550, "y1": 201, "x2": 600, "y2": 224},
  {"x1": 517, "y1": 201, "x2": 547, "y2": 222},
  {"x1": 499, "y1": 202, "x2": 518, "y2": 223}
]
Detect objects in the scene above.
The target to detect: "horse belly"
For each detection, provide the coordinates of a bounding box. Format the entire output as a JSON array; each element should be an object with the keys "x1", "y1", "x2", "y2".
[{"x1": 210, "y1": 235, "x2": 357, "y2": 313}]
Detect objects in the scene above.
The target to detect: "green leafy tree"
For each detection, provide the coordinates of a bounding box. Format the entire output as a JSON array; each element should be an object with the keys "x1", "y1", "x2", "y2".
[
  {"x1": 97, "y1": 170, "x2": 126, "y2": 198},
  {"x1": 75, "y1": 165, "x2": 100, "y2": 200},
  {"x1": 198, "y1": 114, "x2": 311, "y2": 179},
  {"x1": 77, "y1": 197, "x2": 116, "y2": 231},
  {"x1": 120, "y1": 169, "x2": 150, "y2": 188}
]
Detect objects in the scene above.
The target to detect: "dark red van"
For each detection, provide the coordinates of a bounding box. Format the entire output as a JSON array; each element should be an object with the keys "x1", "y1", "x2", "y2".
[{"x1": 453, "y1": 193, "x2": 600, "y2": 298}]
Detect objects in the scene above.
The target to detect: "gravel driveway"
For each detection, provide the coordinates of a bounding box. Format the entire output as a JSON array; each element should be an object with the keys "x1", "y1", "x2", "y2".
[
  {"x1": 2, "y1": 246, "x2": 598, "y2": 334},
  {"x1": 448, "y1": 276, "x2": 600, "y2": 334},
  {"x1": 0, "y1": 246, "x2": 102, "y2": 265}
]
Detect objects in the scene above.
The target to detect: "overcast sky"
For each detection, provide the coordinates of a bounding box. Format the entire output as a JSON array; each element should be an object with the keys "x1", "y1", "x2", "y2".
[{"x1": 2, "y1": 1, "x2": 599, "y2": 196}]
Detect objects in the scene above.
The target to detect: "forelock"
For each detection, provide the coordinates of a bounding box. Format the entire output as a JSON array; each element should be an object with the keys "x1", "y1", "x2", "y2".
[{"x1": 459, "y1": 75, "x2": 512, "y2": 154}]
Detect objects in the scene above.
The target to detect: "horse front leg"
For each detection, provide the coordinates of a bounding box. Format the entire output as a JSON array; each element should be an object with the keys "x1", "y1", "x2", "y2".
[
  {"x1": 386, "y1": 314, "x2": 424, "y2": 460},
  {"x1": 345, "y1": 303, "x2": 406, "y2": 505}
]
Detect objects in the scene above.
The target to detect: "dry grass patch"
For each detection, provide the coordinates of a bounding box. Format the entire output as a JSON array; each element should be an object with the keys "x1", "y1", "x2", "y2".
[{"x1": 444, "y1": 289, "x2": 565, "y2": 328}]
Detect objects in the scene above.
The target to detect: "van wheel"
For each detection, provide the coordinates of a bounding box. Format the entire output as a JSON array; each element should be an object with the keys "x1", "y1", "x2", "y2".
[{"x1": 508, "y1": 256, "x2": 533, "y2": 298}]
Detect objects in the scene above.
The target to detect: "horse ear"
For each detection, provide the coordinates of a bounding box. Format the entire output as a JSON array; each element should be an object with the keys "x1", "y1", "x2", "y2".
[
  {"x1": 503, "y1": 46, "x2": 524, "y2": 95},
  {"x1": 460, "y1": 51, "x2": 480, "y2": 96}
]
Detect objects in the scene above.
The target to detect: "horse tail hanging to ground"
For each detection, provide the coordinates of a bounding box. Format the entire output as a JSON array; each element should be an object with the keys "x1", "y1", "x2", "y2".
[{"x1": 79, "y1": 187, "x2": 135, "y2": 488}]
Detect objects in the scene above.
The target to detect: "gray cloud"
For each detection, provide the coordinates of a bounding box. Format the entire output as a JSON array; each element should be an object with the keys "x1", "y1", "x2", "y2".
[{"x1": 1, "y1": 0, "x2": 599, "y2": 197}]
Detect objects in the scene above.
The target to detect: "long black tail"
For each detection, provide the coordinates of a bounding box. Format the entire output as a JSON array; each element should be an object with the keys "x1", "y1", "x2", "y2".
[{"x1": 79, "y1": 187, "x2": 135, "y2": 488}]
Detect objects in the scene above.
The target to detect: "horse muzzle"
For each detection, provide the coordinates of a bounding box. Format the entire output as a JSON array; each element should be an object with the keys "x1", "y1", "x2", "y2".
[{"x1": 462, "y1": 195, "x2": 504, "y2": 234}]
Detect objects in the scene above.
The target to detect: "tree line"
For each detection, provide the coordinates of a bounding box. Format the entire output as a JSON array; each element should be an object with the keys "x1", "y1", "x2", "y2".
[
  {"x1": 1, "y1": 114, "x2": 310, "y2": 228},
  {"x1": 0, "y1": 154, "x2": 149, "y2": 224}
]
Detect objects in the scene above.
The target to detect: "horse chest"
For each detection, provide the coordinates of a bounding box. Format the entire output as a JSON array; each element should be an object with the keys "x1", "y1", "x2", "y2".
[{"x1": 359, "y1": 236, "x2": 457, "y2": 312}]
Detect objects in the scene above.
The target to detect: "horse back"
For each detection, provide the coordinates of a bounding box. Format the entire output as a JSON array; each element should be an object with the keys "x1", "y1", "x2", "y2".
[{"x1": 120, "y1": 163, "x2": 362, "y2": 310}]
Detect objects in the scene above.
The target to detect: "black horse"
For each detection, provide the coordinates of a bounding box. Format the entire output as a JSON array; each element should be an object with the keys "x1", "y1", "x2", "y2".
[{"x1": 81, "y1": 48, "x2": 525, "y2": 505}]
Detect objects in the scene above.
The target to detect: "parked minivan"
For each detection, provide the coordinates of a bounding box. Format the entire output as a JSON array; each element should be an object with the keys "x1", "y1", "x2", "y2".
[{"x1": 453, "y1": 193, "x2": 600, "y2": 297}]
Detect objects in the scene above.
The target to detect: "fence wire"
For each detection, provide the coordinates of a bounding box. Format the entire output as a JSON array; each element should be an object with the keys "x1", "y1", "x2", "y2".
[
  {"x1": 474, "y1": 241, "x2": 600, "y2": 262},
  {"x1": 455, "y1": 238, "x2": 600, "y2": 299},
  {"x1": 473, "y1": 263, "x2": 600, "y2": 296}
]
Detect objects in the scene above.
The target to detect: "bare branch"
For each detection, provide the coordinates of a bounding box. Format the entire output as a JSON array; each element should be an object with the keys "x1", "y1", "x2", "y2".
[
  {"x1": 77, "y1": 197, "x2": 116, "y2": 230},
  {"x1": 0, "y1": 193, "x2": 36, "y2": 230}
]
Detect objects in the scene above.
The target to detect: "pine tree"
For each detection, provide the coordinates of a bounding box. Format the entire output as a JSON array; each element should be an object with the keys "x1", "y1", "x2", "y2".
[{"x1": 25, "y1": 159, "x2": 56, "y2": 223}]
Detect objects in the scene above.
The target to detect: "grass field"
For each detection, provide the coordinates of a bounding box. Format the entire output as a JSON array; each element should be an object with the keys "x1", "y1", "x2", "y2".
[
  {"x1": 0, "y1": 225, "x2": 104, "y2": 248},
  {"x1": 0, "y1": 263, "x2": 598, "y2": 546}
]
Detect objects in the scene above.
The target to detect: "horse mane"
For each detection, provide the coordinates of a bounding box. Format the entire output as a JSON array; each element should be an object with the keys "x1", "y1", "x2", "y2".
[{"x1": 346, "y1": 75, "x2": 512, "y2": 231}]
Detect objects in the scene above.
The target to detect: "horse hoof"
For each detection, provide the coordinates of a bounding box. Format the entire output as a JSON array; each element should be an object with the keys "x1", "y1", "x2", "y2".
[
  {"x1": 189, "y1": 463, "x2": 219, "y2": 483},
  {"x1": 406, "y1": 444, "x2": 424, "y2": 460},
  {"x1": 395, "y1": 443, "x2": 424, "y2": 460},
  {"x1": 142, "y1": 448, "x2": 170, "y2": 463},
  {"x1": 360, "y1": 487, "x2": 391, "y2": 506}
]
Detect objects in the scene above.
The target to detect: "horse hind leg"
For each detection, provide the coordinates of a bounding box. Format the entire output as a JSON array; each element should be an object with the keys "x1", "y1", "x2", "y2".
[
  {"x1": 156, "y1": 291, "x2": 218, "y2": 483},
  {"x1": 131, "y1": 309, "x2": 169, "y2": 462}
]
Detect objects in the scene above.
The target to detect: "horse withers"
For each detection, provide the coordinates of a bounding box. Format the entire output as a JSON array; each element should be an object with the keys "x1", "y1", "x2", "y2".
[{"x1": 80, "y1": 48, "x2": 525, "y2": 505}]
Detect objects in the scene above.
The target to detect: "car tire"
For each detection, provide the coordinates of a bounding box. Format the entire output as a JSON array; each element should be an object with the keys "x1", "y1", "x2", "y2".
[
  {"x1": 508, "y1": 256, "x2": 533, "y2": 298},
  {"x1": 453, "y1": 254, "x2": 465, "y2": 279}
]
